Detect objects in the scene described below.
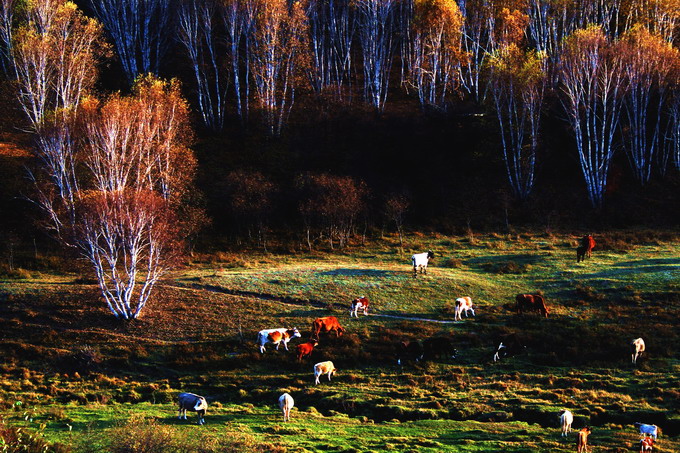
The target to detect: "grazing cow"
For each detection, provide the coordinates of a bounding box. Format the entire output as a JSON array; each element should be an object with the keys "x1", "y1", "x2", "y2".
[
  {"x1": 412, "y1": 250, "x2": 435, "y2": 277},
  {"x1": 177, "y1": 392, "x2": 208, "y2": 425},
  {"x1": 313, "y1": 361, "x2": 337, "y2": 385},
  {"x1": 634, "y1": 423, "x2": 659, "y2": 440},
  {"x1": 278, "y1": 393, "x2": 294, "y2": 422},
  {"x1": 577, "y1": 235, "x2": 596, "y2": 263},
  {"x1": 493, "y1": 334, "x2": 525, "y2": 362},
  {"x1": 350, "y1": 296, "x2": 369, "y2": 317},
  {"x1": 257, "y1": 327, "x2": 302, "y2": 353},
  {"x1": 631, "y1": 338, "x2": 646, "y2": 365},
  {"x1": 295, "y1": 340, "x2": 318, "y2": 361},
  {"x1": 422, "y1": 337, "x2": 457, "y2": 361},
  {"x1": 396, "y1": 340, "x2": 423, "y2": 365},
  {"x1": 559, "y1": 409, "x2": 573, "y2": 437},
  {"x1": 639, "y1": 437, "x2": 654, "y2": 452},
  {"x1": 576, "y1": 426, "x2": 591, "y2": 453},
  {"x1": 454, "y1": 297, "x2": 475, "y2": 321},
  {"x1": 312, "y1": 316, "x2": 345, "y2": 339},
  {"x1": 515, "y1": 293, "x2": 549, "y2": 318}
]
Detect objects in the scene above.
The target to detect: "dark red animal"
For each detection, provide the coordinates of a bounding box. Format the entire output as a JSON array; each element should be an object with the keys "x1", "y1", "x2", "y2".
[
  {"x1": 312, "y1": 316, "x2": 345, "y2": 339},
  {"x1": 422, "y1": 337, "x2": 457, "y2": 361},
  {"x1": 515, "y1": 294, "x2": 549, "y2": 317},
  {"x1": 295, "y1": 340, "x2": 318, "y2": 361},
  {"x1": 576, "y1": 426, "x2": 591, "y2": 453},
  {"x1": 577, "y1": 235, "x2": 596, "y2": 262}
]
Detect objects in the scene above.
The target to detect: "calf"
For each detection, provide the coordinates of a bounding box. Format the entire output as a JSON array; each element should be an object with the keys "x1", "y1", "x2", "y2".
[
  {"x1": 639, "y1": 437, "x2": 654, "y2": 452},
  {"x1": 295, "y1": 340, "x2": 318, "y2": 361},
  {"x1": 257, "y1": 327, "x2": 301, "y2": 354},
  {"x1": 454, "y1": 296, "x2": 475, "y2": 321},
  {"x1": 515, "y1": 293, "x2": 549, "y2": 317},
  {"x1": 634, "y1": 423, "x2": 659, "y2": 440},
  {"x1": 422, "y1": 337, "x2": 457, "y2": 361},
  {"x1": 412, "y1": 250, "x2": 435, "y2": 277},
  {"x1": 177, "y1": 392, "x2": 208, "y2": 425},
  {"x1": 631, "y1": 338, "x2": 645, "y2": 365},
  {"x1": 396, "y1": 340, "x2": 423, "y2": 366},
  {"x1": 559, "y1": 409, "x2": 573, "y2": 437},
  {"x1": 576, "y1": 426, "x2": 591, "y2": 453},
  {"x1": 312, "y1": 316, "x2": 345, "y2": 339},
  {"x1": 493, "y1": 334, "x2": 525, "y2": 362},
  {"x1": 313, "y1": 361, "x2": 337, "y2": 385},
  {"x1": 278, "y1": 393, "x2": 294, "y2": 422},
  {"x1": 350, "y1": 296, "x2": 369, "y2": 317}
]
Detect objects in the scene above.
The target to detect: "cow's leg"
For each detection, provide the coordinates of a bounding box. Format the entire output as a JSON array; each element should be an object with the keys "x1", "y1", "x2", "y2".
[
  {"x1": 178, "y1": 407, "x2": 182, "y2": 419},
  {"x1": 260, "y1": 345, "x2": 266, "y2": 353},
  {"x1": 470, "y1": 307, "x2": 475, "y2": 317},
  {"x1": 283, "y1": 341, "x2": 289, "y2": 351},
  {"x1": 327, "y1": 371, "x2": 332, "y2": 381}
]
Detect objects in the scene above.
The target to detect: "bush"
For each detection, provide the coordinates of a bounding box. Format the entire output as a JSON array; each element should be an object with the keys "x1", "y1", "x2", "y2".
[{"x1": 0, "y1": 419, "x2": 70, "y2": 452}]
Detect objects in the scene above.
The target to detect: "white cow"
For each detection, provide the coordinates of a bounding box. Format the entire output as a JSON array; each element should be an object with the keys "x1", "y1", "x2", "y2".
[
  {"x1": 278, "y1": 393, "x2": 294, "y2": 422},
  {"x1": 313, "y1": 361, "x2": 337, "y2": 385},
  {"x1": 454, "y1": 297, "x2": 475, "y2": 321},
  {"x1": 257, "y1": 328, "x2": 301, "y2": 354},
  {"x1": 559, "y1": 409, "x2": 573, "y2": 437},
  {"x1": 631, "y1": 338, "x2": 645, "y2": 364},
  {"x1": 177, "y1": 392, "x2": 208, "y2": 425},
  {"x1": 634, "y1": 422, "x2": 659, "y2": 440},
  {"x1": 412, "y1": 250, "x2": 435, "y2": 277}
]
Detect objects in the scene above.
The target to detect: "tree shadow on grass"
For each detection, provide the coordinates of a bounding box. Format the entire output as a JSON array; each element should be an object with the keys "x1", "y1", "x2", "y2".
[{"x1": 317, "y1": 268, "x2": 398, "y2": 278}]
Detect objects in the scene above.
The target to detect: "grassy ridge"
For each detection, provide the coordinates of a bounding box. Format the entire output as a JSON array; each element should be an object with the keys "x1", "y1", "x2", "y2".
[{"x1": 1, "y1": 232, "x2": 679, "y2": 451}]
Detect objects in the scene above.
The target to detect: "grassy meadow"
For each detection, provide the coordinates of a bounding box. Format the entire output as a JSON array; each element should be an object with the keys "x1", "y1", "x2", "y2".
[{"x1": 1, "y1": 231, "x2": 679, "y2": 452}]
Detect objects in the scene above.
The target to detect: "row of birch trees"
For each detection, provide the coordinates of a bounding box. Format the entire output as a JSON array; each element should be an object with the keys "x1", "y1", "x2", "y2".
[{"x1": 3, "y1": 0, "x2": 673, "y2": 209}]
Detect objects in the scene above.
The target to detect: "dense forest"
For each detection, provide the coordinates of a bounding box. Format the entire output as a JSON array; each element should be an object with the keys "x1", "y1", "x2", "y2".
[{"x1": 1, "y1": 0, "x2": 680, "y2": 315}]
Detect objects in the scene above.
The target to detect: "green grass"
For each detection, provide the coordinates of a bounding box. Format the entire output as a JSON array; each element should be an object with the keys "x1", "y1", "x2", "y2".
[{"x1": 1, "y1": 232, "x2": 679, "y2": 451}]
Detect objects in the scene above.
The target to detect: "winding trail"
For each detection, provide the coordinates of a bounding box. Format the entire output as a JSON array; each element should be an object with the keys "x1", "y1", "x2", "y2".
[{"x1": 168, "y1": 282, "x2": 459, "y2": 324}]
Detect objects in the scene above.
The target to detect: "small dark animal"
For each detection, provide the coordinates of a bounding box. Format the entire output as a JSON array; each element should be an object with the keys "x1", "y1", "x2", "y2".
[
  {"x1": 493, "y1": 334, "x2": 526, "y2": 362},
  {"x1": 312, "y1": 316, "x2": 345, "y2": 339},
  {"x1": 396, "y1": 340, "x2": 423, "y2": 365},
  {"x1": 295, "y1": 340, "x2": 318, "y2": 361},
  {"x1": 576, "y1": 426, "x2": 591, "y2": 453},
  {"x1": 422, "y1": 337, "x2": 457, "y2": 361},
  {"x1": 177, "y1": 392, "x2": 208, "y2": 425},
  {"x1": 516, "y1": 293, "x2": 549, "y2": 317}
]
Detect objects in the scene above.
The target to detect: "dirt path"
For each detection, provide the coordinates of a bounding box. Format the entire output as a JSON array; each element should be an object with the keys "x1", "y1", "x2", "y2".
[{"x1": 168, "y1": 282, "x2": 459, "y2": 324}]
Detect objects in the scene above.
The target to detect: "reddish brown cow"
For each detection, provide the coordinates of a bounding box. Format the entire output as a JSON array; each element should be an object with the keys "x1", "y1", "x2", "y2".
[
  {"x1": 312, "y1": 316, "x2": 345, "y2": 339},
  {"x1": 577, "y1": 235, "x2": 596, "y2": 262},
  {"x1": 639, "y1": 437, "x2": 654, "y2": 453},
  {"x1": 295, "y1": 340, "x2": 318, "y2": 361},
  {"x1": 576, "y1": 426, "x2": 591, "y2": 453},
  {"x1": 516, "y1": 294, "x2": 549, "y2": 318}
]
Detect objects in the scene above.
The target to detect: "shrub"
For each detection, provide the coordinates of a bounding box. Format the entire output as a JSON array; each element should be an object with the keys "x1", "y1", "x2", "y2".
[{"x1": 0, "y1": 419, "x2": 70, "y2": 452}]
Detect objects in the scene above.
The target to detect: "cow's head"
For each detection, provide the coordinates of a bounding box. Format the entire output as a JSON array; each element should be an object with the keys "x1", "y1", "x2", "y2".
[
  {"x1": 338, "y1": 326, "x2": 346, "y2": 336},
  {"x1": 291, "y1": 328, "x2": 302, "y2": 338},
  {"x1": 427, "y1": 250, "x2": 435, "y2": 259},
  {"x1": 493, "y1": 342, "x2": 506, "y2": 362},
  {"x1": 194, "y1": 397, "x2": 208, "y2": 414}
]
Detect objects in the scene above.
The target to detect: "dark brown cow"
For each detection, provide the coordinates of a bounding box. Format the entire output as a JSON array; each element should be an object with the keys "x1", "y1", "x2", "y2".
[
  {"x1": 312, "y1": 316, "x2": 345, "y2": 339},
  {"x1": 295, "y1": 340, "x2": 318, "y2": 361},
  {"x1": 396, "y1": 340, "x2": 423, "y2": 365},
  {"x1": 516, "y1": 294, "x2": 549, "y2": 317}
]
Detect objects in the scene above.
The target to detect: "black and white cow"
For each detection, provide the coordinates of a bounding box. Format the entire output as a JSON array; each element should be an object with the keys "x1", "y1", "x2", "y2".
[
  {"x1": 412, "y1": 251, "x2": 435, "y2": 277},
  {"x1": 177, "y1": 392, "x2": 208, "y2": 425}
]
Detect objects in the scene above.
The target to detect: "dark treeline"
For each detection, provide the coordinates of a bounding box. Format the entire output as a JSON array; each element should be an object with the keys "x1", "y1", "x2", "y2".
[{"x1": 2, "y1": 0, "x2": 680, "y2": 255}]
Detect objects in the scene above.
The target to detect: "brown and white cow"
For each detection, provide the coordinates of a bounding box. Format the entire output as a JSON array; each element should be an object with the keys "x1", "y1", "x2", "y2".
[
  {"x1": 257, "y1": 328, "x2": 301, "y2": 353},
  {"x1": 454, "y1": 297, "x2": 475, "y2": 321},
  {"x1": 516, "y1": 293, "x2": 549, "y2": 318},
  {"x1": 278, "y1": 393, "x2": 294, "y2": 422},
  {"x1": 295, "y1": 340, "x2": 318, "y2": 361},
  {"x1": 639, "y1": 437, "x2": 654, "y2": 452},
  {"x1": 576, "y1": 426, "x2": 591, "y2": 453},
  {"x1": 350, "y1": 297, "x2": 369, "y2": 317},
  {"x1": 177, "y1": 392, "x2": 208, "y2": 425},
  {"x1": 312, "y1": 316, "x2": 345, "y2": 339},
  {"x1": 631, "y1": 338, "x2": 645, "y2": 365},
  {"x1": 314, "y1": 361, "x2": 337, "y2": 385}
]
